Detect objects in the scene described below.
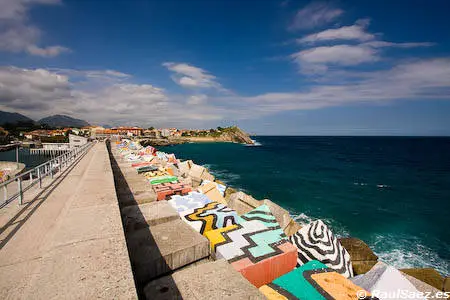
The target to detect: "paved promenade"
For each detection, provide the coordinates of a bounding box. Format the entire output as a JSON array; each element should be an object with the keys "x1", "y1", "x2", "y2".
[{"x1": 0, "y1": 143, "x2": 136, "y2": 299}]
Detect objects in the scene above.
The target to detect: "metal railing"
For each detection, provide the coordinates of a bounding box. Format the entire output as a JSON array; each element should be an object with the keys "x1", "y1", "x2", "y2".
[{"x1": 0, "y1": 142, "x2": 93, "y2": 209}]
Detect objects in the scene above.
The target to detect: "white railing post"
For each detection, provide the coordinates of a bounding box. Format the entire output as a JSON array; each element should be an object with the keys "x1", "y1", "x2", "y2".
[
  {"x1": 3, "y1": 186, "x2": 7, "y2": 203},
  {"x1": 17, "y1": 177, "x2": 23, "y2": 205},
  {"x1": 37, "y1": 167, "x2": 42, "y2": 188},
  {"x1": 50, "y1": 160, "x2": 54, "y2": 179}
]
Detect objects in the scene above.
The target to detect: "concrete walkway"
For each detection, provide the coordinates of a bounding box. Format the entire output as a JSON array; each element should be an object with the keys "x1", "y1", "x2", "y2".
[{"x1": 0, "y1": 143, "x2": 136, "y2": 299}]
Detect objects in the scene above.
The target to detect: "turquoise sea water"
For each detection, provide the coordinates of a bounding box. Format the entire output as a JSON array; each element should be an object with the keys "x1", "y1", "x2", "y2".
[{"x1": 162, "y1": 136, "x2": 450, "y2": 275}]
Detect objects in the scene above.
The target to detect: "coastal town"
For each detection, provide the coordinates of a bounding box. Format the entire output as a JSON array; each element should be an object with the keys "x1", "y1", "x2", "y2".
[{"x1": 0, "y1": 125, "x2": 254, "y2": 148}]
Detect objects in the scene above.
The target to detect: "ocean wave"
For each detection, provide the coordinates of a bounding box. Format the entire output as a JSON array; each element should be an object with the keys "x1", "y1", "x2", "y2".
[
  {"x1": 370, "y1": 234, "x2": 450, "y2": 276},
  {"x1": 245, "y1": 139, "x2": 262, "y2": 146},
  {"x1": 289, "y1": 212, "x2": 350, "y2": 238},
  {"x1": 377, "y1": 184, "x2": 390, "y2": 189}
]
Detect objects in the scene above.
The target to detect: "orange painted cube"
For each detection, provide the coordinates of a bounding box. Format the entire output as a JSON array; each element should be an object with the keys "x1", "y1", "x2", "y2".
[
  {"x1": 205, "y1": 220, "x2": 297, "y2": 287},
  {"x1": 153, "y1": 182, "x2": 192, "y2": 201}
]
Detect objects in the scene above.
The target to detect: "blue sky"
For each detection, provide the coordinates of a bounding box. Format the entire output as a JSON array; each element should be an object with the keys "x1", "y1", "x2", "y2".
[{"x1": 0, "y1": 0, "x2": 449, "y2": 135}]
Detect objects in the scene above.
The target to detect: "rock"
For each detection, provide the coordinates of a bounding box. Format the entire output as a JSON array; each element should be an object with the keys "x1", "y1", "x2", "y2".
[
  {"x1": 143, "y1": 259, "x2": 264, "y2": 299},
  {"x1": 338, "y1": 238, "x2": 378, "y2": 261},
  {"x1": 338, "y1": 237, "x2": 378, "y2": 276},
  {"x1": 227, "y1": 191, "x2": 262, "y2": 215},
  {"x1": 352, "y1": 261, "x2": 378, "y2": 275},
  {"x1": 400, "y1": 268, "x2": 445, "y2": 291},
  {"x1": 262, "y1": 200, "x2": 302, "y2": 237}
]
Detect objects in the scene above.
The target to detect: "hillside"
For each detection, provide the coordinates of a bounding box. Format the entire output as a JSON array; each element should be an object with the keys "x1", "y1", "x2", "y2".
[
  {"x1": 38, "y1": 115, "x2": 90, "y2": 128},
  {"x1": 0, "y1": 111, "x2": 35, "y2": 126}
]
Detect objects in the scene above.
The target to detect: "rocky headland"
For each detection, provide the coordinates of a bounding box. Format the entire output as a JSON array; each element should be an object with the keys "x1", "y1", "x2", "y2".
[{"x1": 139, "y1": 126, "x2": 254, "y2": 147}]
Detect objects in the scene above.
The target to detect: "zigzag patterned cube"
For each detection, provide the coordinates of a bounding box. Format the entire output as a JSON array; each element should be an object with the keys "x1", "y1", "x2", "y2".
[
  {"x1": 289, "y1": 219, "x2": 354, "y2": 278},
  {"x1": 205, "y1": 220, "x2": 297, "y2": 287},
  {"x1": 179, "y1": 202, "x2": 238, "y2": 235},
  {"x1": 167, "y1": 191, "x2": 212, "y2": 213},
  {"x1": 237, "y1": 204, "x2": 287, "y2": 241},
  {"x1": 153, "y1": 183, "x2": 192, "y2": 201},
  {"x1": 259, "y1": 260, "x2": 369, "y2": 300}
]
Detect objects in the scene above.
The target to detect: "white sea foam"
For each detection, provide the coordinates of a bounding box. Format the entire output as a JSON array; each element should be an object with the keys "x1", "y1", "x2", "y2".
[
  {"x1": 377, "y1": 184, "x2": 390, "y2": 189},
  {"x1": 289, "y1": 212, "x2": 350, "y2": 238},
  {"x1": 245, "y1": 139, "x2": 262, "y2": 146},
  {"x1": 370, "y1": 234, "x2": 450, "y2": 276}
]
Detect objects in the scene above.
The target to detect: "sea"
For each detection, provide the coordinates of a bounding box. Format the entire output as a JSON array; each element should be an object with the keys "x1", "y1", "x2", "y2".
[
  {"x1": 0, "y1": 148, "x2": 50, "y2": 170},
  {"x1": 161, "y1": 136, "x2": 450, "y2": 276}
]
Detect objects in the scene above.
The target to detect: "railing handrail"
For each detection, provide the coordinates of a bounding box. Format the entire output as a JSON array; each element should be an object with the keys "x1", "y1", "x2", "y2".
[{"x1": 1, "y1": 142, "x2": 93, "y2": 208}]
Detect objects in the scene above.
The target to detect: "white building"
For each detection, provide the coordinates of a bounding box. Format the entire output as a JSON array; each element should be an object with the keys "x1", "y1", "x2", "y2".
[
  {"x1": 161, "y1": 129, "x2": 170, "y2": 137},
  {"x1": 69, "y1": 134, "x2": 88, "y2": 148}
]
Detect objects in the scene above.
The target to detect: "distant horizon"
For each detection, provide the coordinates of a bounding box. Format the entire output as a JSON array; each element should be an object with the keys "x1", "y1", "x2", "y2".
[{"x1": 252, "y1": 134, "x2": 450, "y2": 137}]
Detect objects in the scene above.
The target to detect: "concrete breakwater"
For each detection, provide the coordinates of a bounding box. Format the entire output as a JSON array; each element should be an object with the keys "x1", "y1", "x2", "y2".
[{"x1": 109, "y1": 139, "x2": 449, "y2": 299}]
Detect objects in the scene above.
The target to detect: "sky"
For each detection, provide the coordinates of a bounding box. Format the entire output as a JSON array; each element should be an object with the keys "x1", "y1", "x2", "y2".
[{"x1": 0, "y1": 0, "x2": 449, "y2": 135}]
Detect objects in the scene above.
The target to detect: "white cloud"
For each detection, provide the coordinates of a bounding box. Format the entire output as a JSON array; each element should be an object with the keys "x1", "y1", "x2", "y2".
[
  {"x1": 0, "y1": 0, "x2": 68, "y2": 57},
  {"x1": 242, "y1": 58, "x2": 450, "y2": 114},
  {"x1": 292, "y1": 11, "x2": 435, "y2": 74},
  {"x1": 187, "y1": 94, "x2": 208, "y2": 105},
  {"x1": 298, "y1": 19, "x2": 374, "y2": 44},
  {"x1": 163, "y1": 62, "x2": 226, "y2": 92},
  {"x1": 26, "y1": 45, "x2": 70, "y2": 57},
  {"x1": 292, "y1": 44, "x2": 379, "y2": 73},
  {"x1": 1, "y1": 59, "x2": 449, "y2": 127},
  {"x1": 0, "y1": 66, "x2": 228, "y2": 127},
  {"x1": 362, "y1": 41, "x2": 435, "y2": 48},
  {"x1": 289, "y1": 2, "x2": 343, "y2": 31}
]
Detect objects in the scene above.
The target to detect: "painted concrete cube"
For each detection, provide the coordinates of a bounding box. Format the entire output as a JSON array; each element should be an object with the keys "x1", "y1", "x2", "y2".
[
  {"x1": 179, "y1": 202, "x2": 239, "y2": 235},
  {"x1": 237, "y1": 204, "x2": 287, "y2": 241},
  {"x1": 197, "y1": 182, "x2": 227, "y2": 205},
  {"x1": 153, "y1": 182, "x2": 192, "y2": 201},
  {"x1": 168, "y1": 191, "x2": 212, "y2": 213},
  {"x1": 289, "y1": 219, "x2": 353, "y2": 278},
  {"x1": 200, "y1": 180, "x2": 226, "y2": 196},
  {"x1": 148, "y1": 175, "x2": 178, "y2": 185},
  {"x1": 259, "y1": 260, "x2": 369, "y2": 300},
  {"x1": 205, "y1": 220, "x2": 297, "y2": 287}
]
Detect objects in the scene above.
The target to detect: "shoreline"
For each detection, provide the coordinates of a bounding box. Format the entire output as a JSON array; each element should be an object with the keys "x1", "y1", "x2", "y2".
[{"x1": 112, "y1": 138, "x2": 449, "y2": 297}]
